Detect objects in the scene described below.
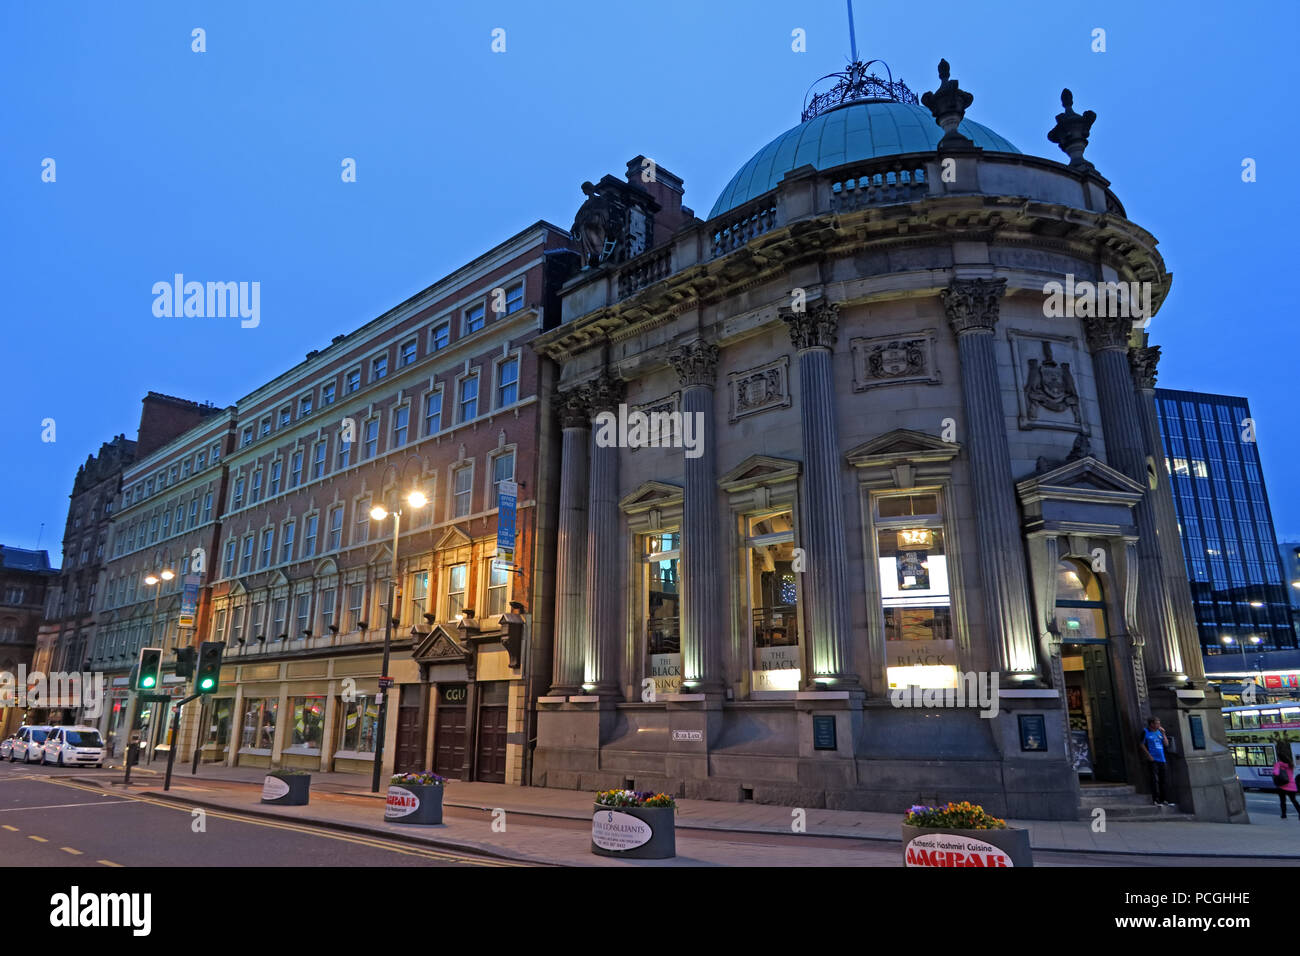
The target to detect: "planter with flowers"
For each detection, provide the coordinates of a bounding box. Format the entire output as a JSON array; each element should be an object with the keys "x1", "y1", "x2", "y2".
[
  {"x1": 262, "y1": 768, "x2": 311, "y2": 806},
  {"x1": 385, "y1": 772, "x2": 446, "y2": 825},
  {"x1": 901, "y1": 802, "x2": 1033, "y2": 867},
  {"x1": 591, "y1": 790, "x2": 677, "y2": 859}
]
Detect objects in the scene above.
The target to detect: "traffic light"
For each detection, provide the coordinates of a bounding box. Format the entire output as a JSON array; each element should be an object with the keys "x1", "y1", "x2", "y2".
[
  {"x1": 136, "y1": 647, "x2": 163, "y2": 692},
  {"x1": 194, "y1": 642, "x2": 224, "y2": 694},
  {"x1": 174, "y1": 646, "x2": 196, "y2": 678}
]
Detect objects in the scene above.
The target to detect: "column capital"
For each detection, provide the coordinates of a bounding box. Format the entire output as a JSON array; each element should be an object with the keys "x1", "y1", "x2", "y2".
[
  {"x1": 585, "y1": 370, "x2": 626, "y2": 414},
  {"x1": 1083, "y1": 313, "x2": 1131, "y2": 353},
  {"x1": 557, "y1": 386, "x2": 593, "y2": 428},
  {"x1": 780, "y1": 300, "x2": 839, "y2": 351},
  {"x1": 669, "y1": 340, "x2": 720, "y2": 388},
  {"x1": 942, "y1": 277, "x2": 1006, "y2": 335},
  {"x1": 1128, "y1": 344, "x2": 1161, "y2": 390}
]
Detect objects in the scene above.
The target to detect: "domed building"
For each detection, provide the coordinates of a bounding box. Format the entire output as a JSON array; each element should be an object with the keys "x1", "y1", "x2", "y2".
[{"x1": 532, "y1": 59, "x2": 1245, "y2": 822}]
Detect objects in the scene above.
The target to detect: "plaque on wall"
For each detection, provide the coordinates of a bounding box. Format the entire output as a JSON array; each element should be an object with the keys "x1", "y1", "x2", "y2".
[
  {"x1": 1018, "y1": 714, "x2": 1048, "y2": 752},
  {"x1": 850, "y1": 331, "x2": 940, "y2": 391},
  {"x1": 812, "y1": 715, "x2": 837, "y2": 751}
]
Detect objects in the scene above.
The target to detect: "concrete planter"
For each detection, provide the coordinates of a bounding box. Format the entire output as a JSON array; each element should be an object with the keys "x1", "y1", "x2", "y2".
[
  {"x1": 901, "y1": 824, "x2": 1033, "y2": 867},
  {"x1": 385, "y1": 783, "x2": 444, "y2": 825},
  {"x1": 591, "y1": 804, "x2": 676, "y2": 859},
  {"x1": 261, "y1": 772, "x2": 311, "y2": 806}
]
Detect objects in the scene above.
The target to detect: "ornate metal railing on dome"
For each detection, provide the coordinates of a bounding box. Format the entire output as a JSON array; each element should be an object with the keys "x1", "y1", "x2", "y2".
[{"x1": 802, "y1": 59, "x2": 917, "y2": 121}]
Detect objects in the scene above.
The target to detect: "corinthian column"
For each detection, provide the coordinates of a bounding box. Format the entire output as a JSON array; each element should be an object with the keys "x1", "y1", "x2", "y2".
[
  {"x1": 942, "y1": 278, "x2": 1038, "y2": 678},
  {"x1": 668, "y1": 340, "x2": 724, "y2": 694},
  {"x1": 549, "y1": 386, "x2": 590, "y2": 696},
  {"x1": 779, "y1": 301, "x2": 859, "y2": 688},
  {"x1": 583, "y1": 371, "x2": 625, "y2": 696},
  {"x1": 1130, "y1": 342, "x2": 1200, "y2": 681},
  {"x1": 1085, "y1": 317, "x2": 1182, "y2": 684}
]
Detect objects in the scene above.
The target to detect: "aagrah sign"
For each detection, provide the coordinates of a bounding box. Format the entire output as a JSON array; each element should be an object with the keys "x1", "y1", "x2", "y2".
[
  {"x1": 905, "y1": 833, "x2": 1014, "y2": 868},
  {"x1": 592, "y1": 810, "x2": 653, "y2": 852},
  {"x1": 385, "y1": 786, "x2": 421, "y2": 819}
]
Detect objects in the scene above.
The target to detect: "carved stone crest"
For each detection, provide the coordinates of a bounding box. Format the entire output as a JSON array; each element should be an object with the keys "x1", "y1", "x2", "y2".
[
  {"x1": 1024, "y1": 341, "x2": 1080, "y2": 421},
  {"x1": 850, "y1": 331, "x2": 940, "y2": 391},
  {"x1": 727, "y1": 357, "x2": 790, "y2": 422},
  {"x1": 1010, "y1": 331, "x2": 1089, "y2": 436}
]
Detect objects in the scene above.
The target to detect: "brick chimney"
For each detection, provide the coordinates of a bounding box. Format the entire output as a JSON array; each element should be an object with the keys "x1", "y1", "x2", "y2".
[
  {"x1": 625, "y1": 156, "x2": 693, "y2": 248},
  {"x1": 136, "y1": 392, "x2": 219, "y2": 457}
]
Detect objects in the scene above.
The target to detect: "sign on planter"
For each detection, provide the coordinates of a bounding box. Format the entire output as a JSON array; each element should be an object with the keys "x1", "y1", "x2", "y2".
[
  {"x1": 591, "y1": 810, "x2": 653, "y2": 851},
  {"x1": 904, "y1": 832, "x2": 1014, "y2": 867},
  {"x1": 261, "y1": 776, "x2": 290, "y2": 801},
  {"x1": 385, "y1": 786, "x2": 420, "y2": 819}
]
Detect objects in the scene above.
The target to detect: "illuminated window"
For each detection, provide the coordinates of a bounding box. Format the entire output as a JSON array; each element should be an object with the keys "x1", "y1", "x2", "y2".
[
  {"x1": 876, "y1": 493, "x2": 954, "y2": 689},
  {"x1": 746, "y1": 512, "x2": 801, "y2": 693},
  {"x1": 644, "y1": 531, "x2": 682, "y2": 695}
]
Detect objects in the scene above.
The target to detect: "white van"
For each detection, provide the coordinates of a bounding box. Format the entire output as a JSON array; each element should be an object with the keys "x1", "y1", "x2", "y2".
[
  {"x1": 41, "y1": 726, "x2": 105, "y2": 768},
  {"x1": 7, "y1": 725, "x2": 54, "y2": 763}
]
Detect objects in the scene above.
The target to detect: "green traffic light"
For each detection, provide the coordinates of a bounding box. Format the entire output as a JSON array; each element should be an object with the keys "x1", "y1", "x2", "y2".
[
  {"x1": 199, "y1": 677, "x2": 214, "y2": 690},
  {"x1": 142, "y1": 676, "x2": 156, "y2": 688}
]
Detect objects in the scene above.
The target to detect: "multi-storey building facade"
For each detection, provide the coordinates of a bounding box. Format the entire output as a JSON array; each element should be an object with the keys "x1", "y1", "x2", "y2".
[
  {"x1": 532, "y1": 61, "x2": 1243, "y2": 821},
  {"x1": 0, "y1": 546, "x2": 57, "y2": 737},
  {"x1": 91, "y1": 396, "x2": 232, "y2": 754},
  {"x1": 1154, "y1": 389, "x2": 1295, "y2": 657},
  {"x1": 198, "y1": 221, "x2": 576, "y2": 784},
  {"x1": 30, "y1": 435, "x2": 137, "y2": 725}
]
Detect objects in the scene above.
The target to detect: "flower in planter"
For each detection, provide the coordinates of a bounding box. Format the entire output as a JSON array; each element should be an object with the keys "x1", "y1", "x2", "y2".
[
  {"x1": 594, "y1": 789, "x2": 677, "y2": 809},
  {"x1": 391, "y1": 771, "x2": 446, "y2": 787},
  {"x1": 273, "y1": 768, "x2": 311, "y2": 776},
  {"x1": 904, "y1": 800, "x2": 1006, "y2": 830}
]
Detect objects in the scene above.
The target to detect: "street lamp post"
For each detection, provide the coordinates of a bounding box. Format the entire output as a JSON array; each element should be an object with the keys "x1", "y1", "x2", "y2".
[
  {"x1": 369, "y1": 490, "x2": 427, "y2": 793},
  {"x1": 1222, "y1": 634, "x2": 1264, "y2": 696}
]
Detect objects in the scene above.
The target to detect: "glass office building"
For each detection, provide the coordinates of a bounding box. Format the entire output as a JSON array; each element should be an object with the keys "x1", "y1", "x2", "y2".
[{"x1": 1155, "y1": 389, "x2": 1295, "y2": 657}]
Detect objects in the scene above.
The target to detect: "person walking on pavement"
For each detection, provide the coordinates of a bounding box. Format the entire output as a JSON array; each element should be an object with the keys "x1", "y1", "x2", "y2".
[
  {"x1": 1140, "y1": 717, "x2": 1175, "y2": 807},
  {"x1": 1273, "y1": 734, "x2": 1300, "y2": 818}
]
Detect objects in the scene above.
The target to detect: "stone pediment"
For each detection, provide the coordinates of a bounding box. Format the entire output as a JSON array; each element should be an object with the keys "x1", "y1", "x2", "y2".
[
  {"x1": 845, "y1": 428, "x2": 961, "y2": 468},
  {"x1": 619, "y1": 480, "x2": 684, "y2": 515},
  {"x1": 433, "y1": 525, "x2": 473, "y2": 551},
  {"x1": 366, "y1": 544, "x2": 393, "y2": 566},
  {"x1": 229, "y1": 579, "x2": 248, "y2": 597},
  {"x1": 313, "y1": 558, "x2": 339, "y2": 577},
  {"x1": 268, "y1": 569, "x2": 290, "y2": 587},
  {"x1": 1017, "y1": 456, "x2": 1145, "y2": 501},
  {"x1": 412, "y1": 625, "x2": 471, "y2": 664},
  {"x1": 717, "y1": 455, "x2": 801, "y2": 493}
]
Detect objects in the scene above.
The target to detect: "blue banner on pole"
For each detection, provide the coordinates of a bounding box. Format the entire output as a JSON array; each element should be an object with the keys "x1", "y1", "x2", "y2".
[
  {"x1": 179, "y1": 574, "x2": 200, "y2": 628},
  {"x1": 496, "y1": 480, "x2": 518, "y2": 563}
]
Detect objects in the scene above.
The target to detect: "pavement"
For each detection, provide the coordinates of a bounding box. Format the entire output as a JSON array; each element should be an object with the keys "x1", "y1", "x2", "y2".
[{"x1": 72, "y1": 761, "x2": 1300, "y2": 866}]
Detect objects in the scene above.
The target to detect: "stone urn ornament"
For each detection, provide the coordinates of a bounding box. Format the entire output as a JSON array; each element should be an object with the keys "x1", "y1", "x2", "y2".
[
  {"x1": 1047, "y1": 88, "x2": 1097, "y2": 170},
  {"x1": 920, "y1": 59, "x2": 975, "y2": 148}
]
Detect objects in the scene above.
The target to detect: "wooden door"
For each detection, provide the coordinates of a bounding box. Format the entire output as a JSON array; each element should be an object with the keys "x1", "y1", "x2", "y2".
[
  {"x1": 1082, "y1": 644, "x2": 1126, "y2": 782},
  {"x1": 475, "y1": 706, "x2": 508, "y2": 783},
  {"x1": 433, "y1": 684, "x2": 468, "y2": 779}
]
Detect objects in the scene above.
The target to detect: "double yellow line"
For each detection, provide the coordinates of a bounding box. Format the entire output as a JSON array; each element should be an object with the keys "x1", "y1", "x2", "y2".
[{"x1": 41, "y1": 777, "x2": 526, "y2": 867}]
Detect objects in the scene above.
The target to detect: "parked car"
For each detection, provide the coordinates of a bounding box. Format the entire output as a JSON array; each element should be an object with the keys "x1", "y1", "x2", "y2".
[
  {"x1": 8, "y1": 725, "x2": 54, "y2": 763},
  {"x1": 42, "y1": 726, "x2": 105, "y2": 768},
  {"x1": 0, "y1": 734, "x2": 15, "y2": 760}
]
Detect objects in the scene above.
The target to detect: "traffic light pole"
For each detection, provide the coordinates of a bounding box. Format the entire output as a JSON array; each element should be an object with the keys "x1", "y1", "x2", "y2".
[
  {"x1": 163, "y1": 692, "x2": 203, "y2": 792},
  {"x1": 121, "y1": 693, "x2": 140, "y2": 786}
]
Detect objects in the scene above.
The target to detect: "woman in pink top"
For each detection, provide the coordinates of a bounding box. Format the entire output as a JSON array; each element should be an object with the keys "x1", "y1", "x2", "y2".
[{"x1": 1273, "y1": 740, "x2": 1300, "y2": 819}]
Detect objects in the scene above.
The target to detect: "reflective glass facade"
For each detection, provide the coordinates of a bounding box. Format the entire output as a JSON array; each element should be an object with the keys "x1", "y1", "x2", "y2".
[{"x1": 1155, "y1": 389, "x2": 1295, "y2": 655}]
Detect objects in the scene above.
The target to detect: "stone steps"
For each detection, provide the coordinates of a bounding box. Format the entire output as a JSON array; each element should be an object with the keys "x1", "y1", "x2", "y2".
[{"x1": 1077, "y1": 783, "x2": 1196, "y2": 822}]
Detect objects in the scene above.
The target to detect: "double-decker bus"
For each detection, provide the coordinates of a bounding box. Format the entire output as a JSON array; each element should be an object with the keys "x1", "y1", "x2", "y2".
[{"x1": 1223, "y1": 703, "x2": 1300, "y2": 789}]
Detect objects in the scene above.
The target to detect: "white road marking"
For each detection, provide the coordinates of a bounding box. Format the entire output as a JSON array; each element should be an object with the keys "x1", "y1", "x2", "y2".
[{"x1": 0, "y1": 800, "x2": 130, "y2": 812}]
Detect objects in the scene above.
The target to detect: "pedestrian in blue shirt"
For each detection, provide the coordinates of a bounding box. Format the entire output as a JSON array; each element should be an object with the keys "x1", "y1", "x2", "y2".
[{"x1": 1140, "y1": 717, "x2": 1175, "y2": 807}]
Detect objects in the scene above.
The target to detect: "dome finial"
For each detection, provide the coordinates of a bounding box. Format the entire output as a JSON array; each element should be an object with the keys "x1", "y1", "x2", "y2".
[{"x1": 802, "y1": 59, "x2": 917, "y2": 122}]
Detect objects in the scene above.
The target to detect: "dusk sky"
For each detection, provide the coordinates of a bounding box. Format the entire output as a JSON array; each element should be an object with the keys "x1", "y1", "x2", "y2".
[{"x1": 3, "y1": 0, "x2": 1296, "y2": 562}]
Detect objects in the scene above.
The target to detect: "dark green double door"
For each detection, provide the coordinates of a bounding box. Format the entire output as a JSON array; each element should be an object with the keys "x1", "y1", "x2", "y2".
[{"x1": 1075, "y1": 642, "x2": 1126, "y2": 782}]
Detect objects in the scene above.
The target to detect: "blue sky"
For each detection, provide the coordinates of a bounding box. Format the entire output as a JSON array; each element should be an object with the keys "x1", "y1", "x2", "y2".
[{"x1": 2, "y1": 0, "x2": 1296, "y2": 561}]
